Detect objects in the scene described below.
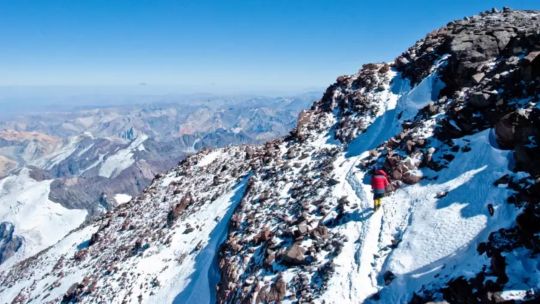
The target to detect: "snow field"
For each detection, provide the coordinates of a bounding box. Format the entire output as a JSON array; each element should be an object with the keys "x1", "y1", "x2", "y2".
[{"x1": 0, "y1": 168, "x2": 87, "y2": 270}]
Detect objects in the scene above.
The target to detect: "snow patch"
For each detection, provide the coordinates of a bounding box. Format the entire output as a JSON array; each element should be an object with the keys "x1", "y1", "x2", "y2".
[
  {"x1": 196, "y1": 150, "x2": 223, "y2": 167},
  {"x1": 114, "y1": 193, "x2": 132, "y2": 205},
  {"x1": 0, "y1": 224, "x2": 99, "y2": 300},
  {"x1": 0, "y1": 168, "x2": 87, "y2": 267},
  {"x1": 98, "y1": 134, "x2": 148, "y2": 178}
]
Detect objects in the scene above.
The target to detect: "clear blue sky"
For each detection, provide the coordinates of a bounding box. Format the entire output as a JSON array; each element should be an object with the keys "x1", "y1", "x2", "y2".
[{"x1": 1, "y1": 0, "x2": 539, "y2": 93}]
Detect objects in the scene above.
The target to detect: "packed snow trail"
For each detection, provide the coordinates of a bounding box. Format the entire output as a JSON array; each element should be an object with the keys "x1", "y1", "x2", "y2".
[
  {"x1": 325, "y1": 127, "x2": 519, "y2": 303},
  {"x1": 322, "y1": 70, "x2": 404, "y2": 302},
  {"x1": 173, "y1": 175, "x2": 250, "y2": 304},
  {"x1": 322, "y1": 64, "x2": 450, "y2": 302},
  {"x1": 375, "y1": 130, "x2": 518, "y2": 303}
]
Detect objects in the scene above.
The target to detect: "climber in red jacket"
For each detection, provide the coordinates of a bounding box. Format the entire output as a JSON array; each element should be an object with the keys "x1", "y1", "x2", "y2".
[{"x1": 371, "y1": 169, "x2": 390, "y2": 211}]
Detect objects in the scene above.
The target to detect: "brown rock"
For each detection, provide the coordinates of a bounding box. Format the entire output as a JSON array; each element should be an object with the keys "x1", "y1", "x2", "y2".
[
  {"x1": 264, "y1": 249, "x2": 276, "y2": 267},
  {"x1": 402, "y1": 171, "x2": 421, "y2": 184},
  {"x1": 312, "y1": 225, "x2": 329, "y2": 240},
  {"x1": 297, "y1": 222, "x2": 309, "y2": 235},
  {"x1": 73, "y1": 249, "x2": 88, "y2": 262},
  {"x1": 254, "y1": 228, "x2": 273, "y2": 244},
  {"x1": 524, "y1": 50, "x2": 540, "y2": 64},
  {"x1": 282, "y1": 242, "x2": 306, "y2": 265}
]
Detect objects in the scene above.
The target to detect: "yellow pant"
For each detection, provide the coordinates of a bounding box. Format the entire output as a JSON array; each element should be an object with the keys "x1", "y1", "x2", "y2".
[{"x1": 374, "y1": 198, "x2": 382, "y2": 210}]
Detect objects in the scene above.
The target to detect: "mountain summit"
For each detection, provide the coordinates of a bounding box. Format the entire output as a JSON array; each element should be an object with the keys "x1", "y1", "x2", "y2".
[{"x1": 2, "y1": 7, "x2": 540, "y2": 304}]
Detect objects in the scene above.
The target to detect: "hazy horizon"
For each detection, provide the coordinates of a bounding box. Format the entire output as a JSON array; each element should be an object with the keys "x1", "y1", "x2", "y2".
[
  {"x1": 0, "y1": 85, "x2": 323, "y2": 118},
  {"x1": 2, "y1": 0, "x2": 540, "y2": 91}
]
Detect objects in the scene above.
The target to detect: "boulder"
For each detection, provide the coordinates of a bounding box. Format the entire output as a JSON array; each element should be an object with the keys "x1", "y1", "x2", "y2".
[
  {"x1": 282, "y1": 242, "x2": 306, "y2": 265},
  {"x1": 472, "y1": 72, "x2": 485, "y2": 84},
  {"x1": 468, "y1": 91, "x2": 493, "y2": 108},
  {"x1": 491, "y1": 30, "x2": 513, "y2": 51},
  {"x1": 88, "y1": 232, "x2": 100, "y2": 246},
  {"x1": 312, "y1": 225, "x2": 329, "y2": 240},
  {"x1": 395, "y1": 56, "x2": 410, "y2": 67},
  {"x1": 253, "y1": 228, "x2": 272, "y2": 244},
  {"x1": 494, "y1": 113, "x2": 516, "y2": 149},
  {"x1": 274, "y1": 275, "x2": 287, "y2": 300},
  {"x1": 167, "y1": 193, "x2": 194, "y2": 226},
  {"x1": 256, "y1": 275, "x2": 287, "y2": 303},
  {"x1": 524, "y1": 50, "x2": 540, "y2": 64},
  {"x1": 264, "y1": 249, "x2": 276, "y2": 267},
  {"x1": 73, "y1": 249, "x2": 88, "y2": 262},
  {"x1": 383, "y1": 271, "x2": 396, "y2": 285},
  {"x1": 297, "y1": 223, "x2": 309, "y2": 235},
  {"x1": 514, "y1": 145, "x2": 540, "y2": 175},
  {"x1": 402, "y1": 171, "x2": 422, "y2": 184}
]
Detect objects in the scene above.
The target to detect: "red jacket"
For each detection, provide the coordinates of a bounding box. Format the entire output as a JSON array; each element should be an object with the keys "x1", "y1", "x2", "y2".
[{"x1": 371, "y1": 170, "x2": 390, "y2": 191}]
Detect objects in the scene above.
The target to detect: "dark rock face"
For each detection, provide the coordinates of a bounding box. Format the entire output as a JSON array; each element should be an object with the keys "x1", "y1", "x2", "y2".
[
  {"x1": 396, "y1": 8, "x2": 540, "y2": 89},
  {"x1": 0, "y1": 222, "x2": 24, "y2": 264}
]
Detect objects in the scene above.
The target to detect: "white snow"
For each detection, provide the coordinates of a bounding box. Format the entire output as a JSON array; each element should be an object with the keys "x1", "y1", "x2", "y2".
[
  {"x1": 326, "y1": 130, "x2": 518, "y2": 302},
  {"x1": 322, "y1": 63, "x2": 519, "y2": 303},
  {"x1": 114, "y1": 193, "x2": 132, "y2": 205},
  {"x1": 98, "y1": 134, "x2": 148, "y2": 178},
  {"x1": 195, "y1": 150, "x2": 223, "y2": 167},
  {"x1": 172, "y1": 175, "x2": 250, "y2": 303},
  {"x1": 394, "y1": 61, "x2": 446, "y2": 122},
  {"x1": 0, "y1": 168, "x2": 87, "y2": 268},
  {"x1": 127, "y1": 175, "x2": 250, "y2": 303},
  {"x1": 0, "y1": 224, "x2": 99, "y2": 301}
]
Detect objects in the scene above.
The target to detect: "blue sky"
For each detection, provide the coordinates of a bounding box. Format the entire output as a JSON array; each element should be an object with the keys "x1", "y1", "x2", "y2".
[{"x1": 1, "y1": 0, "x2": 539, "y2": 93}]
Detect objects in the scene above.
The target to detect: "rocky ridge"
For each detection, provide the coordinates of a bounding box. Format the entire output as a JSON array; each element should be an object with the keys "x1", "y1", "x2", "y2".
[{"x1": 218, "y1": 7, "x2": 540, "y2": 303}]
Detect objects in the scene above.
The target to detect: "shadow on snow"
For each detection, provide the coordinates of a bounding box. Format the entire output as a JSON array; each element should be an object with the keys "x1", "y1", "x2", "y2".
[{"x1": 173, "y1": 175, "x2": 250, "y2": 304}]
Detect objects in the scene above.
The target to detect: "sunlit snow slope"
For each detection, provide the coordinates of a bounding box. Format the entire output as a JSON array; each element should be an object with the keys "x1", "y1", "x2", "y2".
[{"x1": 0, "y1": 168, "x2": 87, "y2": 269}]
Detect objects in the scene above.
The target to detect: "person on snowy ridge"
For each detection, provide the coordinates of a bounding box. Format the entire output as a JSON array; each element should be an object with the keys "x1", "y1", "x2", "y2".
[{"x1": 371, "y1": 168, "x2": 390, "y2": 211}]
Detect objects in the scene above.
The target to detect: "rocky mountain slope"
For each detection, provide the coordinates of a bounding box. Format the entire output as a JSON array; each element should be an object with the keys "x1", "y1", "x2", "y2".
[
  {"x1": 1, "y1": 7, "x2": 539, "y2": 303},
  {"x1": 0, "y1": 95, "x2": 313, "y2": 268}
]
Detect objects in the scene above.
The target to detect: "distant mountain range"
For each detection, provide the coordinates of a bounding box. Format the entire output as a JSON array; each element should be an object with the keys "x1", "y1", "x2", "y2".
[{"x1": 0, "y1": 94, "x2": 316, "y2": 266}]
